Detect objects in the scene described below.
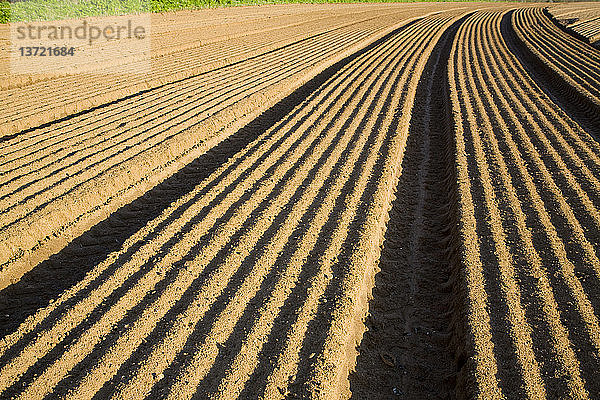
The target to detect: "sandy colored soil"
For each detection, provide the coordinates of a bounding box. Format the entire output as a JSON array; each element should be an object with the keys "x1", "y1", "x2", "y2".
[
  {"x1": 548, "y1": 2, "x2": 600, "y2": 47},
  {"x1": 1, "y1": 3, "x2": 600, "y2": 399},
  {"x1": 449, "y1": 9, "x2": 600, "y2": 398}
]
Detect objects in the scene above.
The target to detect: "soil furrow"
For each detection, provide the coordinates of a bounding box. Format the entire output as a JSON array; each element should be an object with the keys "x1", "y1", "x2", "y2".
[
  {"x1": 350, "y1": 14, "x2": 466, "y2": 399},
  {"x1": 0, "y1": 30, "x2": 362, "y2": 211},
  {"x1": 0, "y1": 14, "x2": 451, "y2": 398},
  {"x1": 507, "y1": 8, "x2": 600, "y2": 139},
  {"x1": 447, "y1": 14, "x2": 503, "y2": 399},
  {"x1": 0, "y1": 31, "x2": 400, "y2": 395},
  {"x1": 0, "y1": 7, "x2": 440, "y2": 137},
  {"x1": 0, "y1": 27, "x2": 360, "y2": 168},
  {"x1": 0, "y1": 12, "x2": 427, "y2": 291},
  {"x1": 2, "y1": 4, "x2": 599, "y2": 399},
  {"x1": 53, "y1": 21, "x2": 422, "y2": 400},
  {"x1": 449, "y1": 9, "x2": 600, "y2": 399}
]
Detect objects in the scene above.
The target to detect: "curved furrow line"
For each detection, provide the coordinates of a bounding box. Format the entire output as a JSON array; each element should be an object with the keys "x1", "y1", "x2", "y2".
[
  {"x1": 472, "y1": 11, "x2": 592, "y2": 397},
  {"x1": 1, "y1": 9, "x2": 441, "y2": 153},
  {"x1": 500, "y1": 14, "x2": 600, "y2": 168},
  {"x1": 298, "y1": 14, "x2": 469, "y2": 400},
  {"x1": 138, "y1": 17, "x2": 451, "y2": 400},
  {"x1": 478, "y1": 13, "x2": 600, "y2": 314},
  {"x1": 0, "y1": 14, "x2": 427, "y2": 289},
  {"x1": 0, "y1": 24, "x2": 367, "y2": 160},
  {"x1": 0, "y1": 53, "x2": 358, "y2": 363},
  {"x1": 1, "y1": 19, "x2": 363, "y2": 119},
  {"x1": 0, "y1": 16, "x2": 443, "y2": 398},
  {"x1": 1, "y1": 77, "x2": 345, "y2": 400},
  {"x1": 502, "y1": 13, "x2": 600, "y2": 144},
  {"x1": 511, "y1": 8, "x2": 600, "y2": 112},
  {"x1": 102, "y1": 27, "x2": 419, "y2": 399},
  {"x1": 0, "y1": 28, "x2": 360, "y2": 164},
  {"x1": 0, "y1": 30, "x2": 367, "y2": 179},
  {"x1": 349, "y1": 13, "x2": 466, "y2": 399},
  {"x1": 522, "y1": 8, "x2": 600, "y2": 66},
  {"x1": 0, "y1": 8, "x2": 431, "y2": 138},
  {"x1": 481, "y1": 9, "x2": 600, "y2": 323},
  {"x1": 0, "y1": 6, "x2": 411, "y2": 90},
  {"x1": 75, "y1": 19, "x2": 432, "y2": 398},
  {"x1": 498, "y1": 21, "x2": 600, "y2": 177},
  {"x1": 6, "y1": 5, "x2": 600, "y2": 400},
  {"x1": 4, "y1": 7, "x2": 415, "y2": 85},
  {"x1": 519, "y1": 19, "x2": 600, "y2": 89},
  {"x1": 546, "y1": 5, "x2": 600, "y2": 47},
  {"x1": 0, "y1": 29, "x2": 363, "y2": 206},
  {"x1": 252, "y1": 14, "x2": 461, "y2": 400},
  {"x1": 163, "y1": 17, "x2": 442, "y2": 399},
  {"x1": 452, "y1": 12, "x2": 543, "y2": 399},
  {"x1": 516, "y1": 8, "x2": 600, "y2": 85},
  {"x1": 477, "y1": 16, "x2": 600, "y2": 393},
  {"x1": 447, "y1": 14, "x2": 503, "y2": 400},
  {"x1": 483, "y1": 14, "x2": 600, "y2": 297},
  {"x1": 489, "y1": 4, "x2": 600, "y2": 382},
  {"x1": 0, "y1": 8, "x2": 386, "y2": 83},
  {"x1": 0, "y1": 35, "x2": 386, "y2": 394},
  {"x1": 2, "y1": 10, "x2": 368, "y2": 96},
  {"x1": 449, "y1": 9, "x2": 600, "y2": 399},
  {"x1": 536, "y1": 8, "x2": 600, "y2": 63}
]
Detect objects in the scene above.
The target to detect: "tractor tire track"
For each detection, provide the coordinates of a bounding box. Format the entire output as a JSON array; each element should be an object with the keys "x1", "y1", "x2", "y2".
[{"x1": 0, "y1": 12, "x2": 459, "y2": 399}]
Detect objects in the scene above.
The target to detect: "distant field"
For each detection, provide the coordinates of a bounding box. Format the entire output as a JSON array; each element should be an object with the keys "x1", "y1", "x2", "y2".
[{"x1": 1, "y1": 0, "x2": 488, "y2": 23}]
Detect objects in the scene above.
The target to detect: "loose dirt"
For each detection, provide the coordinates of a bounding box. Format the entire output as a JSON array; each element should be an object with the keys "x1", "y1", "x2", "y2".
[{"x1": 2, "y1": 3, "x2": 600, "y2": 399}]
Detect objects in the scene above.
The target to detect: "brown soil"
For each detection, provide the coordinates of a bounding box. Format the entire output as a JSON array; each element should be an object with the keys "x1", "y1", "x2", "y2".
[
  {"x1": 2, "y1": 3, "x2": 600, "y2": 400},
  {"x1": 0, "y1": 5, "x2": 442, "y2": 290},
  {"x1": 349, "y1": 14, "x2": 465, "y2": 399},
  {"x1": 548, "y1": 2, "x2": 600, "y2": 47}
]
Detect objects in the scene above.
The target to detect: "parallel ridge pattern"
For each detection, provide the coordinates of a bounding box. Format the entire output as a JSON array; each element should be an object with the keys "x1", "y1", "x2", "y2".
[
  {"x1": 0, "y1": 5, "x2": 447, "y2": 137},
  {"x1": 0, "y1": 9, "x2": 425, "y2": 290},
  {"x1": 0, "y1": 5, "x2": 402, "y2": 78},
  {"x1": 511, "y1": 8, "x2": 600, "y2": 111},
  {"x1": 449, "y1": 10, "x2": 600, "y2": 399},
  {"x1": 0, "y1": 13, "x2": 456, "y2": 400},
  {"x1": 548, "y1": 4, "x2": 600, "y2": 47}
]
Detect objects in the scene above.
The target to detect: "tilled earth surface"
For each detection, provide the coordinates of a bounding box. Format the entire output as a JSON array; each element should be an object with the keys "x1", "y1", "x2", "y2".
[{"x1": 1, "y1": 3, "x2": 600, "y2": 399}]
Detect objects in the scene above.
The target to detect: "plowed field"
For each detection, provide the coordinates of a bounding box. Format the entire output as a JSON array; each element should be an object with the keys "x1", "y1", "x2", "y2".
[{"x1": 2, "y1": 3, "x2": 600, "y2": 399}]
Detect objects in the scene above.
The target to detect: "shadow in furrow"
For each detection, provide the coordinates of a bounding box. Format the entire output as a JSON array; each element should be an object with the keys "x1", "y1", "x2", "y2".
[
  {"x1": 73, "y1": 55, "x2": 369, "y2": 398},
  {"x1": 0, "y1": 16, "x2": 422, "y2": 397},
  {"x1": 233, "y1": 20, "x2": 426, "y2": 399},
  {"x1": 0, "y1": 22, "x2": 416, "y2": 338},
  {"x1": 1, "y1": 69, "x2": 337, "y2": 398},
  {"x1": 501, "y1": 10, "x2": 600, "y2": 142},
  {"x1": 349, "y1": 16, "x2": 466, "y2": 400},
  {"x1": 187, "y1": 33, "x2": 400, "y2": 398},
  {"x1": 1, "y1": 38, "x2": 348, "y2": 227}
]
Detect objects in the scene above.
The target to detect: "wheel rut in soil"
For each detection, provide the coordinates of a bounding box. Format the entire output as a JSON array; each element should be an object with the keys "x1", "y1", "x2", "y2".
[
  {"x1": 349, "y1": 15, "x2": 466, "y2": 400},
  {"x1": 501, "y1": 10, "x2": 600, "y2": 141}
]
